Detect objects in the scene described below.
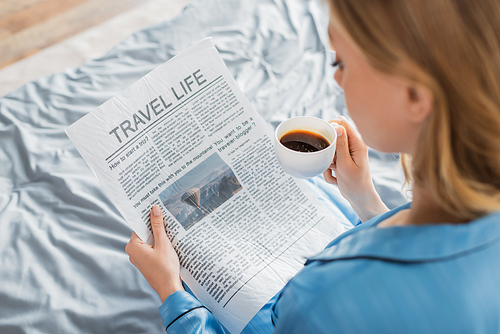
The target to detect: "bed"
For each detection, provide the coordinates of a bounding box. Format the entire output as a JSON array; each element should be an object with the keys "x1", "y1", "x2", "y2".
[{"x1": 0, "y1": 0, "x2": 408, "y2": 332}]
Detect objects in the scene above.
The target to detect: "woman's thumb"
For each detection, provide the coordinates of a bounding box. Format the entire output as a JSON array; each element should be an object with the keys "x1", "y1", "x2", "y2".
[
  {"x1": 150, "y1": 205, "x2": 167, "y2": 248},
  {"x1": 333, "y1": 124, "x2": 351, "y2": 164}
]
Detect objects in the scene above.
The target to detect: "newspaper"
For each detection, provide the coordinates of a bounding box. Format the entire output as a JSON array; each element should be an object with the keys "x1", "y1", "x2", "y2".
[{"x1": 66, "y1": 38, "x2": 345, "y2": 333}]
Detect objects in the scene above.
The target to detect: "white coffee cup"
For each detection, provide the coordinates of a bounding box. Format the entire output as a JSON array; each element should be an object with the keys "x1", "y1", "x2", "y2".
[{"x1": 274, "y1": 116, "x2": 337, "y2": 179}]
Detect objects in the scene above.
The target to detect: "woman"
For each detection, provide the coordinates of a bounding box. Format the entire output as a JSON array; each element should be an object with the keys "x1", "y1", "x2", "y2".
[{"x1": 126, "y1": 0, "x2": 500, "y2": 332}]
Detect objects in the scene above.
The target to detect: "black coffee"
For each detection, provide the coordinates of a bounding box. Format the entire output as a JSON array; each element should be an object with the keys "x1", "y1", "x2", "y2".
[{"x1": 280, "y1": 130, "x2": 330, "y2": 152}]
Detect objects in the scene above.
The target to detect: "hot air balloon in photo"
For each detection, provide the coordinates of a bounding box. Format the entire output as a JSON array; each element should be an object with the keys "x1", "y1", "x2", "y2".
[
  {"x1": 181, "y1": 188, "x2": 200, "y2": 207},
  {"x1": 181, "y1": 188, "x2": 210, "y2": 214}
]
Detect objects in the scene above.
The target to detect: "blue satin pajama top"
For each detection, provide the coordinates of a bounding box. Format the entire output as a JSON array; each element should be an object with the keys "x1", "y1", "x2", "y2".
[{"x1": 159, "y1": 202, "x2": 500, "y2": 333}]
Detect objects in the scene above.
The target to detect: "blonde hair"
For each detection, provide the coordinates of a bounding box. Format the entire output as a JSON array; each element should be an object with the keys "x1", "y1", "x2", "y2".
[{"x1": 329, "y1": 0, "x2": 500, "y2": 220}]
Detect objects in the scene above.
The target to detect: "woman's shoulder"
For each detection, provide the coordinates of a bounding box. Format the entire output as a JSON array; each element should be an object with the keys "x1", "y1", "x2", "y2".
[{"x1": 274, "y1": 211, "x2": 500, "y2": 333}]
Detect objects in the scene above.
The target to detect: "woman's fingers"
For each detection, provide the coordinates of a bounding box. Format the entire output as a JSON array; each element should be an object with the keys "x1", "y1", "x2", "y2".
[
  {"x1": 125, "y1": 205, "x2": 183, "y2": 302},
  {"x1": 125, "y1": 232, "x2": 142, "y2": 258},
  {"x1": 330, "y1": 116, "x2": 368, "y2": 167},
  {"x1": 150, "y1": 205, "x2": 167, "y2": 250},
  {"x1": 330, "y1": 122, "x2": 353, "y2": 168},
  {"x1": 129, "y1": 231, "x2": 142, "y2": 244},
  {"x1": 323, "y1": 168, "x2": 338, "y2": 185},
  {"x1": 330, "y1": 116, "x2": 363, "y2": 145}
]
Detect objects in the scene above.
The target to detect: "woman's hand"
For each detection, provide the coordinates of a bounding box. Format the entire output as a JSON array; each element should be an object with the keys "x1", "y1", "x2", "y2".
[
  {"x1": 323, "y1": 116, "x2": 389, "y2": 222},
  {"x1": 126, "y1": 205, "x2": 184, "y2": 303}
]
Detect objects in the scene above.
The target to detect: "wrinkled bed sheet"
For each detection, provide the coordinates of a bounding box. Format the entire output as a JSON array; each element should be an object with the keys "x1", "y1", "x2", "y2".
[{"x1": 0, "y1": 0, "x2": 408, "y2": 332}]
